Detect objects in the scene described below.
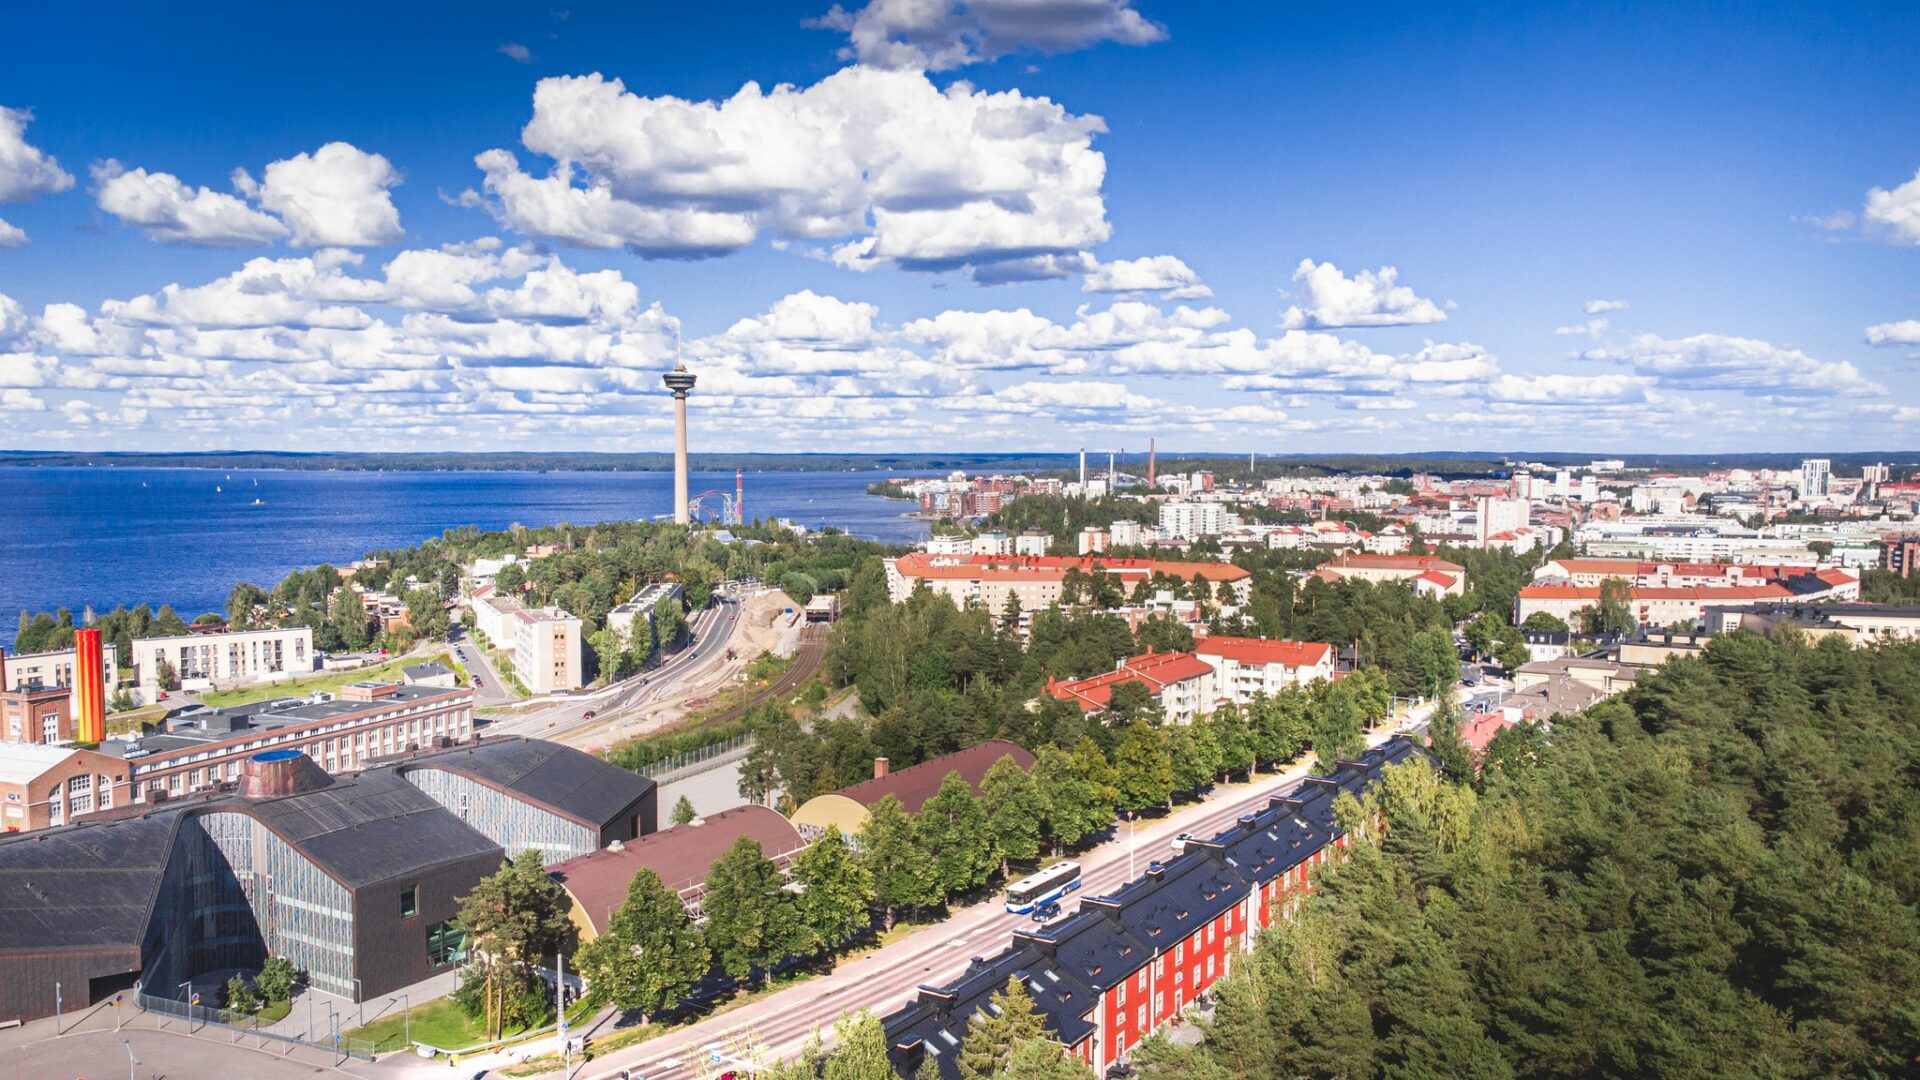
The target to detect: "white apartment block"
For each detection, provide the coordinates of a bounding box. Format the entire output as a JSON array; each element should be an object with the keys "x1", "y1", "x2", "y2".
[
  {"x1": 1014, "y1": 532, "x2": 1051, "y2": 556},
  {"x1": 970, "y1": 531, "x2": 1014, "y2": 556},
  {"x1": 130, "y1": 627, "x2": 314, "y2": 703},
  {"x1": 1476, "y1": 496, "x2": 1529, "y2": 544},
  {"x1": 1800, "y1": 458, "x2": 1832, "y2": 498},
  {"x1": 1159, "y1": 501, "x2": 1227, "y2": 540},
  {"x1": 512, "y1": 607, "x2": 584, "y2": 694}
]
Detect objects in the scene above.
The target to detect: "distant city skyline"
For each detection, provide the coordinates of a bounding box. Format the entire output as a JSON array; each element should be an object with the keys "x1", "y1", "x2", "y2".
[{"x1": 1, "y1": 1, "x2": 1917, "y2": 453}]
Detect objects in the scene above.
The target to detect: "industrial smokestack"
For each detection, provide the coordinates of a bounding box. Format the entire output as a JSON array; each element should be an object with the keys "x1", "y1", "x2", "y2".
[
  {"x1": 72, "y1": 629, "x2": 105, "y2": 743},
  {"x1": 1079, "y1": 448, "x2": 1086, "y2": 491},
  {"x1": 1108, "y1": 450, "x2": 1115, "y2": 490},
  {"x1": 1148, "y1": 438, "x2": 1156, "y2": 488}
]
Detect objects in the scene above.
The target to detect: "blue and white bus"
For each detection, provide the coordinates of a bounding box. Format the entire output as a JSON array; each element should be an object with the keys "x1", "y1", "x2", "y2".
[{"x1": 1005, "y1": 861, "x2": 1082, "y2": 914}]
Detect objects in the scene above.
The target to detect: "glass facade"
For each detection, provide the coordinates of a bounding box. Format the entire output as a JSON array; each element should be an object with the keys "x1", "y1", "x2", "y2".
[
  {"x1": 404, "y1": 768, "x2": 594, "y2": 866},
  {"x1": 140, "y1": 811, "x2": 357, "y2": 998}
]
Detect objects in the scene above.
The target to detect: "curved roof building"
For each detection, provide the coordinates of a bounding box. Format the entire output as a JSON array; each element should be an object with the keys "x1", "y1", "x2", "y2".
[
  {"x1": 551, "y1": 804, "x2": 805, "y2": 935},
  {"x1": 789, "y1": 739, "x2": 1034, "y2": 839}
]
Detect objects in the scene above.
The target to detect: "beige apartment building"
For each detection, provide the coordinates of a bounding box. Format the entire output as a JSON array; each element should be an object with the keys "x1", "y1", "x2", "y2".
[
  {"x1": 512, "y1": 607, "x2": 584, "y2": 693},
  {"x1": 130, "y1": 626, "x2": 315, "y2": 703},
  {"x1": 1, "y1": 643, "x2": 119, "y2": 693}
]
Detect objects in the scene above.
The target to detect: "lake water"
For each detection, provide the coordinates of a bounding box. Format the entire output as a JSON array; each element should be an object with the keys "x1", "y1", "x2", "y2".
[{"x1": 1, "y1": 468, "x2": 929, "y2": 620}]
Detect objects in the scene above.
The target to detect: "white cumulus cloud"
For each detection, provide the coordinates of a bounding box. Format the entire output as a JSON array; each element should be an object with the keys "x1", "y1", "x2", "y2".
[
  {"x1": 467, "y1": 67, "x2": 1111, "y2": 279},
  {"x1": 96, "y1": 142, "x2": 402, "y2": 248},
  {"x1": 1082, "y1": 255, "x2": 1210, "y2": 299},
  {"x1": 1279, "y1": 258, "x2": 1447, "y2": 330},
  {"x1": 1584, "y1": 299, "x2": 1628, "y2": 314},
  {"x1": 1864, "y1": 319, "x2": 1920, "y2": 347},
  {"x1": 0, "y1": 106, "x2": 75, "y2": 245},
  {"x1": 811, "y1": 0, "x2": 1165, "y2": 72},
  {"x1": 92, "y1": 161, "x2": 289, "y2": 246},
  {"x1": 0, "y1": 106, "x2": 73, "y2": 203},
  {"x1": 1581, "y1": 332, "x2": 1884, "y2": 396},
  {"x1": 232, "y1": 142, "x2": 404, "y2": 247},
  {"x1": 1863, "y1": 166, "x2": 1920, "y2": 244}
]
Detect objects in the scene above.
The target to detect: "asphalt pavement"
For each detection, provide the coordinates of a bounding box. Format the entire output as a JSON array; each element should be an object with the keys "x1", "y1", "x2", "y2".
[{"x1": 480, "y1": 595, "x2": 745, "y2": 744}]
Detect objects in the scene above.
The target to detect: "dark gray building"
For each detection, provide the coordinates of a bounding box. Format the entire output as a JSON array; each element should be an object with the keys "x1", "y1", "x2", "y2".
[
  {"x1": 392, "y1": 736, "x2": 657, "y2": 865},
  {"x1": 0, "y1": 736, "x2": 650, "y2": 1024}
]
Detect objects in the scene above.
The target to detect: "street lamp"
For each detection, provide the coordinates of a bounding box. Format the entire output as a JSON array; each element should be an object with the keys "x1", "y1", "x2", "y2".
[
  {"x1": 124, "y1": 1038, "x2": 140, "y2": 1080},
  {"x1": 53, "y1": 981, "x2": 61, "y2": 1034},
  {"x1": 352, "y1": 978, "x2": 363, "y2": 1027},
  {"x1": 1127, "y1": 811, "x2": 1137, "y2": 879},
  {"x1": 396, "y1": 993, "x2": 410, "y2": 1048}
]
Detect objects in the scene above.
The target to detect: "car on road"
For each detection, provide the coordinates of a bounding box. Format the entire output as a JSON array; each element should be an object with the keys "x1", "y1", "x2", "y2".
[
  {"x1": 1170, "y1": 833, "x2": 1195, "y2": 852},
  {"x1": 582, "y1": 709, "x2": 597, "y2": 721},
  {"x1": 1032, "y1": 899, "x2": 1062, "y2": 922}
]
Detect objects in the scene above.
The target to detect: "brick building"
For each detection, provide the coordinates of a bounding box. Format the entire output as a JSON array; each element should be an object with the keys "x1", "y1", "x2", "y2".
[
  {"x1": 883, "y1": 737, "x2": 1426, "y2": 1078},
  {"x1": 0, "y1": 743, "x2": 135, "y2": 832}
]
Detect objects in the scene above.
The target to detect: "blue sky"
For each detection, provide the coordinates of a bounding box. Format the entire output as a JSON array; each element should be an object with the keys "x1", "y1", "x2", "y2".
[{"x1": 1, "y1": 0, "x2": 1916, "y2": 453}]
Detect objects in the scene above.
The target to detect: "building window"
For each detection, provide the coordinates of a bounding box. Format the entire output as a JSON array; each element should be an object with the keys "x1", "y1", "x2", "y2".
[
  {"x1": 41, "y1": 714, "x2": 59, "y2": 744},
  {"x1": 401, "y1": 885, "x2": 418, "y2": 919},
  {"x1": 427, "y1": 921, "x2": 466, "y2": 966}
]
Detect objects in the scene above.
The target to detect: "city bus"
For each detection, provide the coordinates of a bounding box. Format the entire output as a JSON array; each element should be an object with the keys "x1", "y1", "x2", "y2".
[{"x1": 1004, "y1": 861, "x2": 1082, "y2": 914}]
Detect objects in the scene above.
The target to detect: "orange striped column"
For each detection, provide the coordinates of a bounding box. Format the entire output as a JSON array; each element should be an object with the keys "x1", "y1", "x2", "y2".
[{"x1": 72, "y1": 629, "x2": 105, "y2": 743}]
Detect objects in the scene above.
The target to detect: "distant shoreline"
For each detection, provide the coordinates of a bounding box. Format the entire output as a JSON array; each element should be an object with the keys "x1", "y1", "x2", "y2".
[{"x1": 0, "y1": 449, "x2": 1913, "y2": 475}]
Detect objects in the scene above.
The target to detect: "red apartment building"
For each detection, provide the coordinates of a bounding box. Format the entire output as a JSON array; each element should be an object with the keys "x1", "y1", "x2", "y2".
[{"x1": 883, "y1": 737, "x2": 1424, "y2": 1079}]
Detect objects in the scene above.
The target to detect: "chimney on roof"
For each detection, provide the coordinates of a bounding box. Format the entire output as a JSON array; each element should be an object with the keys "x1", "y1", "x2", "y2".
[
  {"x1": 874, "y1": 757, "x2": 890, "y2": 780},
  {"x1": 607, "y1": 839, "x2": 624, "y2": 852},
  {"x1": 1147, "y1": 861, "x2": 1165, "y2": 877}
]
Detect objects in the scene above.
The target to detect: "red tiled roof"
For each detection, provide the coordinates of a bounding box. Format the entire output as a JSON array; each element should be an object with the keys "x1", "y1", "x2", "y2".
[
  {"x1": 1194, "y1": 636, "x2": 1332, "y2": 669},
  {"x1": 1460, "y1": 713, "x2": 1514, "y2": 755},
  {"x1": 1519, "y1": 583, "x2": 1794, "y2": 601},
  {"x1": 1049, "y1": 651, "x2": 1216, "y2": 711},
  {"x1": 832, "y1": 739, "x2": 1035, "y2": 812},
  {"x1": 550, "y1": 804, "x2": 805, "y2": 930},
  {"x1": 1412, "y1": 571, "x2": 1458, "y2": 587},
  {"x1": 892, "y1": 552, "x2": 1248, "y2": 583},
  {"x1": 1323, "y1": 553, "x2": 1466, "y2": 573}
]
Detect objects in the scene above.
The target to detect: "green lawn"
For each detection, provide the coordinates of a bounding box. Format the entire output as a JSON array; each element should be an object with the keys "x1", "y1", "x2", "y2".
[
  {"x1": 198, "y1": 651, "x2": 457, "y2": 708},
  {"x1": 345, "y1": 995, "x2": 531, "y2": 1054},
  {"x1": 256, "y1": 997, "x2": 291, "y2": 1023}
]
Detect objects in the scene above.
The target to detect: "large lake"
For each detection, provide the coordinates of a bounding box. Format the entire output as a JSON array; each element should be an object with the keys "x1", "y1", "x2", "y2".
[{"x1": 2, "y1": 467, "x2": 930, "y2": 620}]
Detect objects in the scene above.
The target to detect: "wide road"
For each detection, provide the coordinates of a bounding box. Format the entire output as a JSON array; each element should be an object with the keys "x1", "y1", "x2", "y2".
[
  {"x1": 555, "y1": 721, "x2": 1430, "y2": 1080},
  {"x1": 450, "y1": 624, "x2": 516, "y2": 706},
  {"x1": 482, "y1": 593, "x2": 746, "y2": 744}
]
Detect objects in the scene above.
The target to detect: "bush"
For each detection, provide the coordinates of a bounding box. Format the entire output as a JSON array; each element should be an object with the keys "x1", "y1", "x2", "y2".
[
  {"x1": 255, "y1": 955, "x2": 298, "y2": 1004},
  {"x1": 223, "y1": 974, "x2": 258, "y2": 1017},
  {"x1": 605, "y1": 717, "x2": 753, "y2": 772}
]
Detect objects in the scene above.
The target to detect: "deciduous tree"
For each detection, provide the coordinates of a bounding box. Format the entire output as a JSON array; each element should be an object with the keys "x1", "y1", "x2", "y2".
[{"x1": 573, "y1": 867, "x2": 708, "y2": 1022}]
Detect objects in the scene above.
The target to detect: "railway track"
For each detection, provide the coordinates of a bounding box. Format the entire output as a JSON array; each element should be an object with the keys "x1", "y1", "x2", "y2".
[{"x1": 689, "y1": 622, "x2": 830, "y2": 730}]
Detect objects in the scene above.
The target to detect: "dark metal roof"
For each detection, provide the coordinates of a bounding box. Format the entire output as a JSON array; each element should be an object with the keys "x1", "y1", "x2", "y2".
[
  {"x1": 396, "y1": 736, "x2": 656, "y2": 830},
  {"x1": 241, "y1": 768, "x2": 503, "y2": 890},
  {"x1": 0, "y1": 811, "x2": 179, "y2": 953},
  {"x1": 883, "y1": 736, "x2": 1432, "y2": 1078}
]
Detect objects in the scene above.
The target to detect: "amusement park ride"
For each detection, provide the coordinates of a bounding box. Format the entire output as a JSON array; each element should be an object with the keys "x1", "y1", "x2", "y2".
[{"x1": 684, "y1": 468, "x2": 747, "y2": 525}]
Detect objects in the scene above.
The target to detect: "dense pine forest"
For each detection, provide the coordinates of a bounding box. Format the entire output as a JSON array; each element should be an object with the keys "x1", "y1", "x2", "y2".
[{"x1": 1125, "y1": 631, "x2": 1920, "y2": 1079}]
